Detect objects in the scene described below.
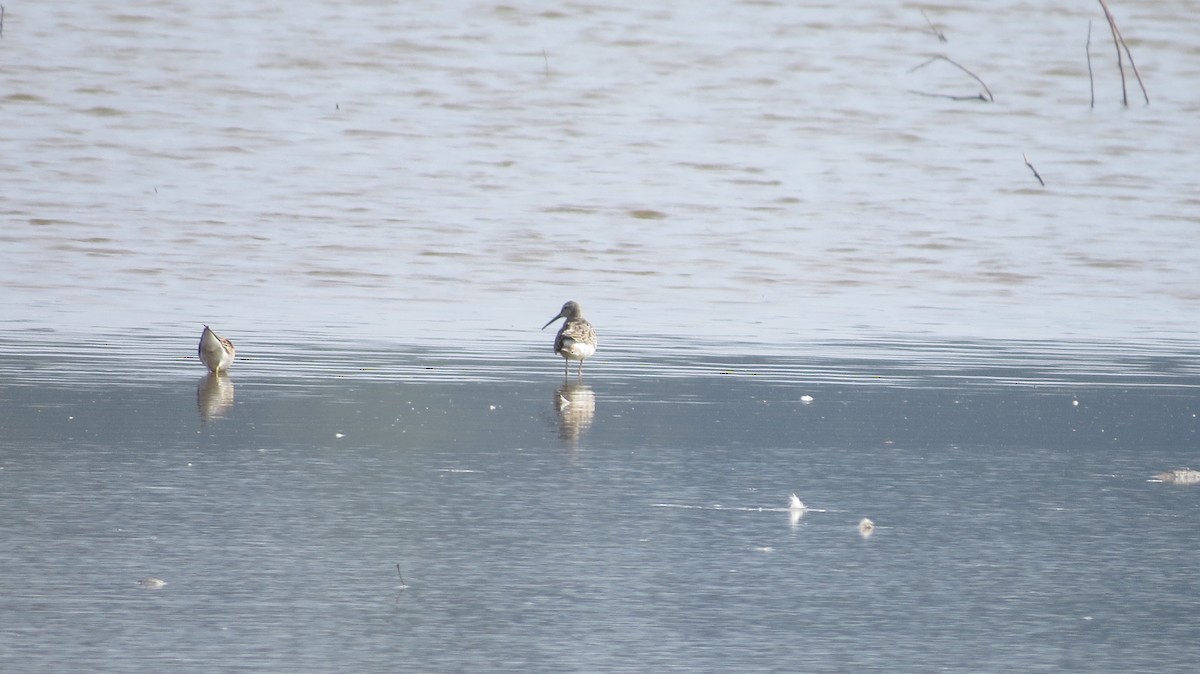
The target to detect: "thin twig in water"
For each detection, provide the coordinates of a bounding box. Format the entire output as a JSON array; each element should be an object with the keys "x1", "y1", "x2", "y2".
[
  {"x1": 1097, "y1": 0, "x2": 1148, "y2": 105},
  {"x1": 907, "y1": 90, "x2": 988, "y2": 102},
  {"x1": 1086, "y1": 21, "x2": 1095, "y2": 108},
  {"x1": 396, "y1": 563, "x2": 407, "y2": 589},
  {"x1": 920, "y1": 9, "x2": 947, "y2": 43},
  {"x1": 1023, "y1": 153, "x2": 1045, "y2": 187},
  {"x1": 1, "y1": 6, "x2": 6, "y2": 39},
  {"x1": 1099, "y1": 1, "x2": 1127, "y2": 104},
  {"x1": 908, "y1": 55, "x2": 994, "y2": 102},
  {"x1": 542, "y1": 49, "x2": 549, "y2": 78}
]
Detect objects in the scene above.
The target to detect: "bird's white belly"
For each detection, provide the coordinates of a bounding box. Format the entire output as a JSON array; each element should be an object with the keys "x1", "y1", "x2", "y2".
[{"x1": 560, "y1": 340, "x2": 595, "y2": 360}]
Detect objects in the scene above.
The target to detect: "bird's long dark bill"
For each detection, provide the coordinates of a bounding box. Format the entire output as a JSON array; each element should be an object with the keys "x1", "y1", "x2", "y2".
[{"x1": 541, "y1": 314, "x2": 563, "y2": 330}]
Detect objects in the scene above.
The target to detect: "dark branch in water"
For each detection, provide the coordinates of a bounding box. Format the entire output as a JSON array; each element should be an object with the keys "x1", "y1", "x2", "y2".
[
  {"x1": 907, "y1": 90, "x2": 988, "y2": 102},
  {"x1": 1100, "y1": 2, "x2": 1126, "y2": 104},
  {"x1": 1, "y1": 6, "x2": 6, "y2": 39},
  {"x1": 920, "y1": 9, "x2": 947, "y2": 43},
  {"x1": 1086, "y1": 21, "x2": 1095, "y2": 109},
  {"x1": 1023, "y1": 153, "x2": 1045, "y2": 187},
  {"x1": 1097, "y1": 0, "x2": 1149, "y2": 105},
  {"x1": 395, "y1": 563, "x2": 407, "y2": 589},
  {"x1": 907, "y1": 55, "x2": 994, "y2": 102}
]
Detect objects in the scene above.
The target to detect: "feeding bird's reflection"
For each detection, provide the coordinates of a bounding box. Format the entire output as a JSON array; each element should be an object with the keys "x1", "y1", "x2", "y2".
[
  {"x1": 554, "y1": 382, "x2": 595, "y2": 446},
  {"x1": 197, "y1": 373, "x2": 234, "y2": 422}
]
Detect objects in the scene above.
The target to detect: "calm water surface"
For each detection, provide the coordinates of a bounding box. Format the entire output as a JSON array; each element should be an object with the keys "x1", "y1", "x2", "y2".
[
  {"x1": 2, "y1": 0, "x2": 1200, "y2": 671},
  {"x1": 2, "y1": 334, "x2": 1199, "y2": 672}
]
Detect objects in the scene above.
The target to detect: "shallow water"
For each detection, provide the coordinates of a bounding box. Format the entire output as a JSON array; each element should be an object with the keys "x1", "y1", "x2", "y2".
[
  {"x1": 3, "y1": 0, "x2": 1200, "y2": 670},
  {"x1": 2, "y1": 334, "x2": 1199, "y2": 672}
]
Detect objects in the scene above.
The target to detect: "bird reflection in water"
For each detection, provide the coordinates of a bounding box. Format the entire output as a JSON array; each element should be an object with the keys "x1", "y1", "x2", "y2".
[
  {"x1": 788, "y1": 494, "x2": 806, "y2": 527},
  {"x1": 554, "y1": 382, "x2": 595, "y2": 446},
  {"x1": 197, "y1": 372, "x2": 235, "y2": 422}
]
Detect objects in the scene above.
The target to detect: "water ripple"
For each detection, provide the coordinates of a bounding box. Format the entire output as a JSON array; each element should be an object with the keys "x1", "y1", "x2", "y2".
[{"x1": 1, "y1": 329, "x2": 1196, "y2": 391}]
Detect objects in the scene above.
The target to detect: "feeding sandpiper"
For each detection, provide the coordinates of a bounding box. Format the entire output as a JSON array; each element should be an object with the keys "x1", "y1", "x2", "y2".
[
  {"x1": 542, "y1": 301, "x2": 597, "y2": 378},
  {"x1": 199, "y1": 325, "x2": 236, "y2": 374}
]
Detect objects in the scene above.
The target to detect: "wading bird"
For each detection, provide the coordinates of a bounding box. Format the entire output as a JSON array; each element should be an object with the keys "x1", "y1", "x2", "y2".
[{"x1": 542, "y1": 301, "x2": 597, "y2": 378}]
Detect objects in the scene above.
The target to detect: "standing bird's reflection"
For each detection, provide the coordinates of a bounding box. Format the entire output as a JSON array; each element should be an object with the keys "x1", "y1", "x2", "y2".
[
  {"x1": 197, "y1": 372, "x2": 235, "y2": 422},
  {"x1": 554, "y1": 382, "x2": 596, "y2": 446},
  {"x1": 788, "y1": 494, "x2": 807, "y2": 526},
  {"x1": 541, "y1": 301, "x2": 597, "y2": 378}
]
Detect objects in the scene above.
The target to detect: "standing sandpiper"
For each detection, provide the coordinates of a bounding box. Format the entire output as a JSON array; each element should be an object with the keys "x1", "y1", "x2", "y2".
[
  {"x1": 542, "y1": 301, "x2": 597, "y2": 378},
  {"x1": 199, "y1": 325, "x2": 236, "y2": 374}
]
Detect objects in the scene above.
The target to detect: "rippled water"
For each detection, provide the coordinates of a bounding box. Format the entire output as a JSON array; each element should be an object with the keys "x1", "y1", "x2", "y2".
[
  {"x1": 3, "y1": 1, "x2": 1200, "y2": 671},
  {"x1": 2, "y1": 0, "x2": 1199, "y2": 341}
]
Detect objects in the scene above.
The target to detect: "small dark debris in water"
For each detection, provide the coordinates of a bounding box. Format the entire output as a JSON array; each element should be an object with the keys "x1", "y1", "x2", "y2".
[{"x1": 1023, "y1": 152, "x2": 1045, "y2": 187}]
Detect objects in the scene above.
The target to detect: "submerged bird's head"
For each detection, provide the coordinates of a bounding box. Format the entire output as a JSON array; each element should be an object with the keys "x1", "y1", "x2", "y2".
[{"x1": 542, "y1": 301, "x2": 583, "y2": 330}]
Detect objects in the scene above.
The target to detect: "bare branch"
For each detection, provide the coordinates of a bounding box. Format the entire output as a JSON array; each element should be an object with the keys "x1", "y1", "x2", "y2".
[
  {"x1": 907, "y1": 90, "x2": 988, "y2": 102},
  {"x1": 1023, "y1": 153, "x2": 1045, "y2": 187},
  {"x1": 1086, "y1": 21, "x2": 1095, "y2": 109},
  {"x1": 1099, "y1": 2, "x2": 1127, "y2": 104},
  {"x1": 908, "y1": 55, "x2": 994, "y2": 102},
  {"x1": 920, "y1": 9, "x2": 947, "y2": 43},
  {"x1": 1098, "y1": 0, "x2": 1149, "y2": 105}
]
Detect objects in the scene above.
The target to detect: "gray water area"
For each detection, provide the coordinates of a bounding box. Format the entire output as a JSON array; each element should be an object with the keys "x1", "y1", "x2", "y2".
[
  {"x1": 1, "y1": 333, "x2": 1198, "y2": 672},
  {"x1": 2, "y1": 0, "x2": 1199, "y2": 343},
  {"x1": 3, "y1": 0, "x2": 1200, "y2": 669}
]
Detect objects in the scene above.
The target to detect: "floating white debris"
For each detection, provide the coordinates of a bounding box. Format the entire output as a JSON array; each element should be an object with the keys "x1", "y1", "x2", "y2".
[
  {"x1": 800, "y1": 395, "x2": 814, "y2": 403},
  {"x1": 335, "y1": 432, "x2": 345, "y2": 439},
  {"x1": 1072, "y1": 400, "x2": 1079, "y2": 406},
  {"x1": 788, "y1": 494, "x2": 806, "y2": 511},
  {"x1": 137, "y1": 577, "x2": 167, "y2": 589},
  {"x1": 1154, "y1": 468, "x2": 1200, "y2": 485},
  {"x1": 754, "y1": 546, "x2": 774, "y2": 553},
  {"x1": 859, "y1": 518, "x2": 875, "y2": 537}
]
